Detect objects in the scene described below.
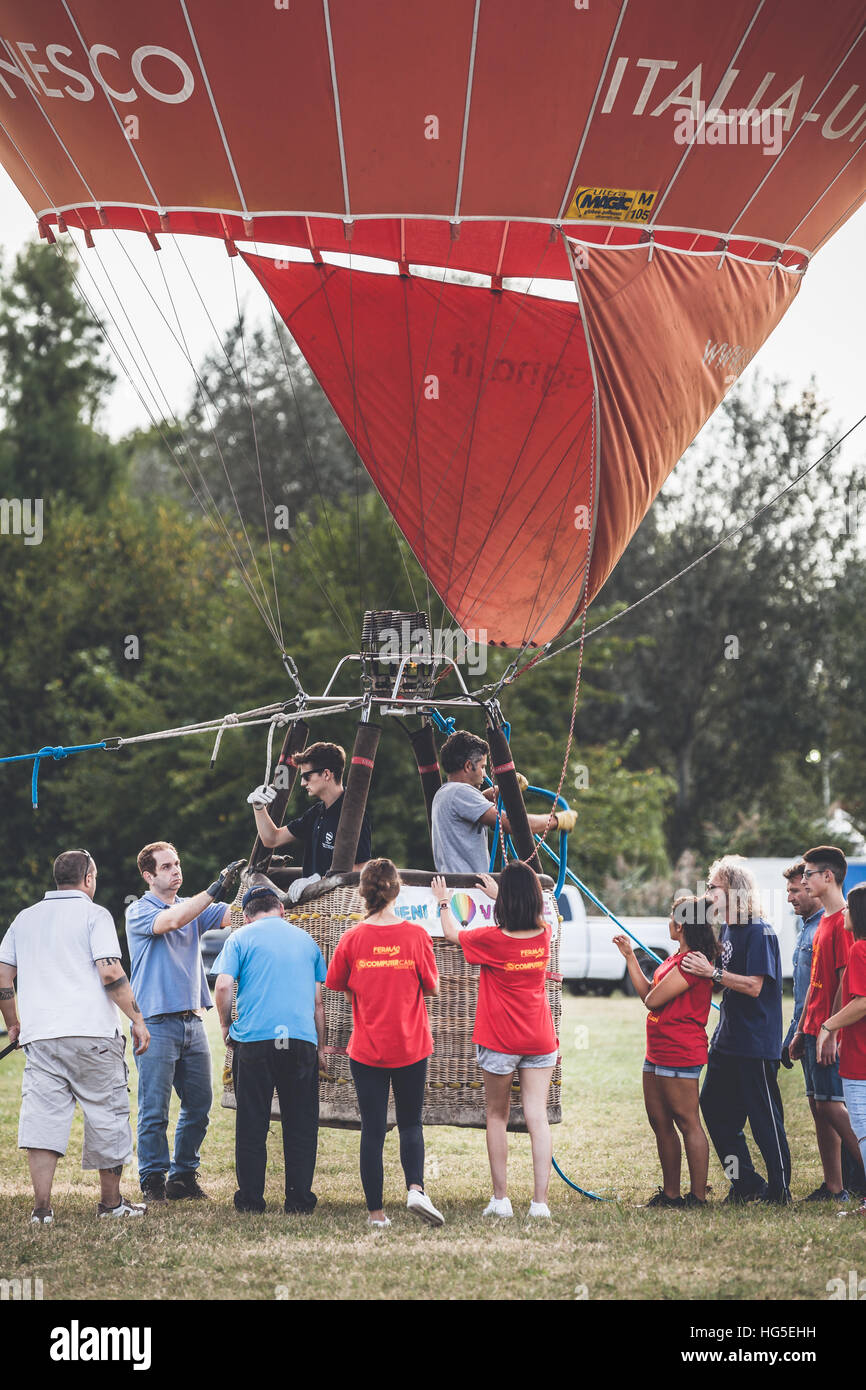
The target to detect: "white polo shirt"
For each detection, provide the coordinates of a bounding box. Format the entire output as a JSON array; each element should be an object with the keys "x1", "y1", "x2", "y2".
[{"x1": 0, "y1": 890, "x2": 123, "y2": 1044}]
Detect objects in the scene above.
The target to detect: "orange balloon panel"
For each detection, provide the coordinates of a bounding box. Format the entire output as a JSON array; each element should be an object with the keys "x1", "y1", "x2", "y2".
[
  {"x1": 246, "y1": 244, "x2": 801, "y2": 647},
  {"x1": 0, "y1": 0, "x2": 861, "y2": 256}
]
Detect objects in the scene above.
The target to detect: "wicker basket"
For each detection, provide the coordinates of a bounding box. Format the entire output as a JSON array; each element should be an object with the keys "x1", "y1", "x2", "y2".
[{"x1": 221, "y1": 871, "x2": 562, "y2": 1132}]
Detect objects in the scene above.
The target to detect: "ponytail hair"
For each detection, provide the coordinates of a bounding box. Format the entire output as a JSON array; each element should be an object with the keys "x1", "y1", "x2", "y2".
[{"x1": 359, "y1": 858, "x2": 402, "y2": 915}]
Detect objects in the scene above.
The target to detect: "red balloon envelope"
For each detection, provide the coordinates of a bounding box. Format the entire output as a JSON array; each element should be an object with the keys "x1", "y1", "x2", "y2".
[{"x1": 0, "y1": 0, "x2": 863, "y2": 645}]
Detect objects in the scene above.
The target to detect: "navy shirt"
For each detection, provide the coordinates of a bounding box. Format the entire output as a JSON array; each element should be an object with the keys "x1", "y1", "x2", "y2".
[
  {"x1": 286, "y1": 793, "x2": 371, "y2": 876},
  {"x1": 711, "y1": 918, "x2": 783, "y2": 1060}
]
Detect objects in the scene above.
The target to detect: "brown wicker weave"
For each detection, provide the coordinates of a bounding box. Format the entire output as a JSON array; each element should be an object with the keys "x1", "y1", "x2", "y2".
[{"x1": 221, "y1": 872, "x2": 562, "y2": 1132}]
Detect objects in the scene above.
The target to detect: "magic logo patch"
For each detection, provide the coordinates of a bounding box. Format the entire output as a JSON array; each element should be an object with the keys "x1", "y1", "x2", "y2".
[{"x1": 565, "y1": 185, "x2": 657, "y2": 222}]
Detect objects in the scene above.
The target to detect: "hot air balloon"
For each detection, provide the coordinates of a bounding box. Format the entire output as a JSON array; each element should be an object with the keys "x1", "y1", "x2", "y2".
[
  {"x1": 0, "y1": 0, "x2": 863, "y2": 646},
  {"x1": 0, "y1": 0, "x2": 863, "y2": 1129}
]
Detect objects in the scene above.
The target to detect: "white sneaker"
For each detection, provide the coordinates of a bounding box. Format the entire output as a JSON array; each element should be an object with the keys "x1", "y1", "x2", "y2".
[
  {"x1": 528, "y1": 1201, "x2": 551, "y2": 1219},
  {"x1": 98, "y1": 1196, "x2": 147, "y2": 1218},
  {"x1": 482, "y1": 1196, "x2": 513, "y2": 1218},
  {"x1": 367, "y1": 1215, "x2": 391, "y2": 1229},
  {"x1": 30, "y1": 1207, "x2": 53, "y2": 1225},
  {"x1": 407, "y1": 1190, "x2": 445, "y2": 1226}
]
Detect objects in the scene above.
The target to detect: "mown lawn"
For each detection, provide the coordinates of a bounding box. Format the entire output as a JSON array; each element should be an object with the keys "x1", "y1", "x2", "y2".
[{"x1": 1, "y1": 996, "x2": 864, "y2": 1301}]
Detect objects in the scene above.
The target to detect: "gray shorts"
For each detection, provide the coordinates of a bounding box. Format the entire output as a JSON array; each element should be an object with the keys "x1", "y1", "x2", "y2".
[
  {"x1": 19, "y1": 1034, "x2": 133, "y2": 1170},
  {"x1": 476, "y1": 1045, "x2": 559, "y2": 1075}
]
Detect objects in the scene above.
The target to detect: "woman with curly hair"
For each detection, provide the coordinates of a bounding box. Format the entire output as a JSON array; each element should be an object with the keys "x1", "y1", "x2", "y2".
[
  {"x1": 614, "y1": 896, "x2": 718, "y2": 1208},
  {"x1": 325, "y1": 858, "x2": 444, "y2": 1229}
]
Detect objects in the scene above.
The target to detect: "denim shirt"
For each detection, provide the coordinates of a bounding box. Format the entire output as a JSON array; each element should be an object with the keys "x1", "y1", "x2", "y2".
[{"x1": 782, "y1": 908, "x2": 823, "y2": 1050}]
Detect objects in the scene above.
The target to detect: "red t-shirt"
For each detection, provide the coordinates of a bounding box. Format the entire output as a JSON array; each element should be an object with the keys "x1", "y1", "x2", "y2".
[
  {"x1": 325, "y1": 921, "x2": 437, "y2": 1068},
  {"x1": 802, "y1": 908, "x2": 850, "y2": 1037},
  {"x1": 839, "y1": 937, "x2": 866, "y2": 1082},
  {"x1": 458, "y1": 925, "x2": 558, "y2": 1055},
  {"x1": 645, "y1": 954, "x2": 713, "y2": 1067}
]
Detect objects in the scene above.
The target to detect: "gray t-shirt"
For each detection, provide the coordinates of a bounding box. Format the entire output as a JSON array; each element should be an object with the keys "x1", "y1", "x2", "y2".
[{"x1": 431, "y1": 781, "x2": 492, "y2": 874}]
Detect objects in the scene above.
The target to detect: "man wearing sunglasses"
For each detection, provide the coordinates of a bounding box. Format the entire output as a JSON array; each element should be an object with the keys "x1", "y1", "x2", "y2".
[{"x1": 248, "y1": 742, "x2": 372, "y2": 900}]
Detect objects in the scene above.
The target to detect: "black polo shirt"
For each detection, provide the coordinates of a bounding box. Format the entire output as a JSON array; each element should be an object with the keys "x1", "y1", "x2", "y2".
[{"x1": 286, "y1": 793, "x2": 372, "y2": 876}]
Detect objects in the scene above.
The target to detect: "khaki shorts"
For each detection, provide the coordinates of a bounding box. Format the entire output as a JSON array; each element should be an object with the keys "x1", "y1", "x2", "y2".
[{"x1": 19, "y1": 1034, "x2": 133, "y2": 1170}]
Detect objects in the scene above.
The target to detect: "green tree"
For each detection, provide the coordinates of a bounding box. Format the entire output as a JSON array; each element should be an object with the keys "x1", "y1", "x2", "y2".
[
  {"x1": 0, "y1": 241, "x2": 120, "y2": 504},
  {"x1": 128, "y1": 316, "x2": 367, "y2": 527},
  {"x1": 582, "y1": 377, "x2": 855, "y2": 860}
]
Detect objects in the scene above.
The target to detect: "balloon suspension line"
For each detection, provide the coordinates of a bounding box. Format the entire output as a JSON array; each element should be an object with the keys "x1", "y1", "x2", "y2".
[{"x1": 534, "y1": 405, "x2": 866, "y2": 671}]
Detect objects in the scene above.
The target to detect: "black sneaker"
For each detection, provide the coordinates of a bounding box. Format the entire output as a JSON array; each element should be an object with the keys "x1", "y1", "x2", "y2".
[
  {"x1": 644, "y1": 1188, "x2": 684, "y2": 1209},
  {"x1": 166, "y1": 1173, "x2": 208, "y2": 1201},
  {"x1": 723, "y1": 1185, "x2": 767, "y2": 1205},
  {"x1": 141, "y1": 1173, "x2": 167, "y2": 1203},
  {"x1": 682, "y1": 1192, "x2": 707, "y2": 1208},
  {"x1": 234, "y1": 1191, "x2": 266, "y2": 1214},
  {"x1": 804, "y1": 1182, "x2": 831, "y2": 1202},
  {"x1": 755, "y1": 1189, "x2": 794, "y2": 1207}
]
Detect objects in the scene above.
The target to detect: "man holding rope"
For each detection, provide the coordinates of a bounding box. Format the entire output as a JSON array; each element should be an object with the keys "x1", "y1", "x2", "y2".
[
  {"x1": 126, "y1": 842, "x2": 244, "y2": 1204},
  {"x1": 431, "y1": 730, "x2": 576, "y2": 875}
]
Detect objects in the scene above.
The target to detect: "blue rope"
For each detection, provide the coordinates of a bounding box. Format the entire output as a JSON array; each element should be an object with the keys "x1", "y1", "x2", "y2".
[
  {"x1": 539, "y1": 849, "x2": 720, "y2": 1013},
  {"x1": 0, "y1": 742, "x2": 108, "y2": 809},
  {"x1": 551, "y1": 1154, "x2": 609, "y2": 1201}
]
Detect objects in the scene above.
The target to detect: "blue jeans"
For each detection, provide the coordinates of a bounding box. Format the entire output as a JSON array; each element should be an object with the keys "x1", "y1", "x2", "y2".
[
  {"x1": 134, "y1": 1014, "x2": 212, "y2": 1185},
  {"x1": 842, "y1": 1079, "x2": 866, "y2": 1172}
]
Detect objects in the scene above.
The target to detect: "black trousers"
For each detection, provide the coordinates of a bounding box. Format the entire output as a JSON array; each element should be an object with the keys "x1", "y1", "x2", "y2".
[
  {"x1": 232, "y1": 1038, "x2": 319, "y2": 1212},
  {"x1": 700, "y1": 1050, "x2": 791, "y2": 1199},
  {"x1": 349, "y1": 1056, "x2": 427, "y2": 1212}
]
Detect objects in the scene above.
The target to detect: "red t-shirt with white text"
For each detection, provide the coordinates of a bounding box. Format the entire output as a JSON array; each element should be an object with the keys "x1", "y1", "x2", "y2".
[
  {"x1": 803, "y1": 908, "x2": 850, "y2": 1037},
  {"x1": 459, "y1": 925, "x2": 558, "y2": 1055},
  {"x1": 645, "y1": 953, "x2": 713, "y2": 1067},
  {"x1": 839, "y1": 937, "x2": 866, "y2": 1082},
  {"x1": 325, "y1": 921, "x2": 437, "y2": 1068}
]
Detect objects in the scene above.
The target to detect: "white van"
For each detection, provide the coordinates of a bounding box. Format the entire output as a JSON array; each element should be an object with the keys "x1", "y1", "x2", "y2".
[{"x1": 557, "y1": 886, "x2": 672, "y2": 995}]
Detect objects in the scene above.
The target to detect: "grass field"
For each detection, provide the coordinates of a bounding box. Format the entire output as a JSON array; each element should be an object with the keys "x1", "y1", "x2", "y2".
[{"x1": 1, "y1": 995, "x2": 864, "y2": 1302}]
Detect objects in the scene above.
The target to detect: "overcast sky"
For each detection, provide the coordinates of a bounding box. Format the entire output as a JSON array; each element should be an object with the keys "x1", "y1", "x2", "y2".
[{"x1": 0, "y1": 167, "x2": 863, "y2": 469}]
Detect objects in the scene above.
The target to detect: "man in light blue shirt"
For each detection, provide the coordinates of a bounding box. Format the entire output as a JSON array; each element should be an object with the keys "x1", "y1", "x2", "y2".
[
  {"x1": 213, "y1": 885, "x2": 326, "y2": 1215},
  {"x1": 126, "y1": 841, "x2": 243, "y2": 1203}
]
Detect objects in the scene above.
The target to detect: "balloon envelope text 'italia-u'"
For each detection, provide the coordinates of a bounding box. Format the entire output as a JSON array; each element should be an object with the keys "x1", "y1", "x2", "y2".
[{"x1": 0, "y1": 0, "x2": 863, "y2": 646}]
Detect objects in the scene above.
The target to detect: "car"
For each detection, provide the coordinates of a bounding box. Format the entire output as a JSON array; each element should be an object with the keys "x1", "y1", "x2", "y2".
[{"x1": 557, "y1": 886, "x2": 672, "y2": 995}]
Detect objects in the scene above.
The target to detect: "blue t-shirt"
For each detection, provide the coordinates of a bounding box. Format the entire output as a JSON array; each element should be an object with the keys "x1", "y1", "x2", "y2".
[
  {"x1": 711, "y1": 918, "x2": 783, "y2": 1060},
  {"x1": 126, "y1": 892, "x2": 226, "y2": 1018},
  {"x1": 213, "y1": 916, "x2": 326, "y2": 1046}
]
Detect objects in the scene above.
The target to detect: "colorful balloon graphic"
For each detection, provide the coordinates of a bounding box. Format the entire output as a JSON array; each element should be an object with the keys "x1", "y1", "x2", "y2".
[{"x1": 450, "y1": 893, "x2": 476, "y2": 927}]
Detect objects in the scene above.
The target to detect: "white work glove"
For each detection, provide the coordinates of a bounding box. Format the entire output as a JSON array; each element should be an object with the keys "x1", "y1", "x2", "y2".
[
  {"x1": 515, "y1": 772, "x2": 529, "y2": 792},
  {"x1": 247, "y1": 784, "x2": 278, "y2": 808},
  {"x1": 287, "y1": 874, "x2": 322, "y2": 903}
]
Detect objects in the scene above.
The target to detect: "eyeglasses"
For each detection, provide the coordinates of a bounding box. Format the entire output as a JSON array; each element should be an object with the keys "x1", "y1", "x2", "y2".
[
  {"x1": 74, "y1": 849, "x2": 95, "y2": 873},
  {"x1": 802, "y1": 868, "x2": 825, "y2": 880},
  {"x1": 299, "y1": 769, "x2": 327, "y2": 783}
]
